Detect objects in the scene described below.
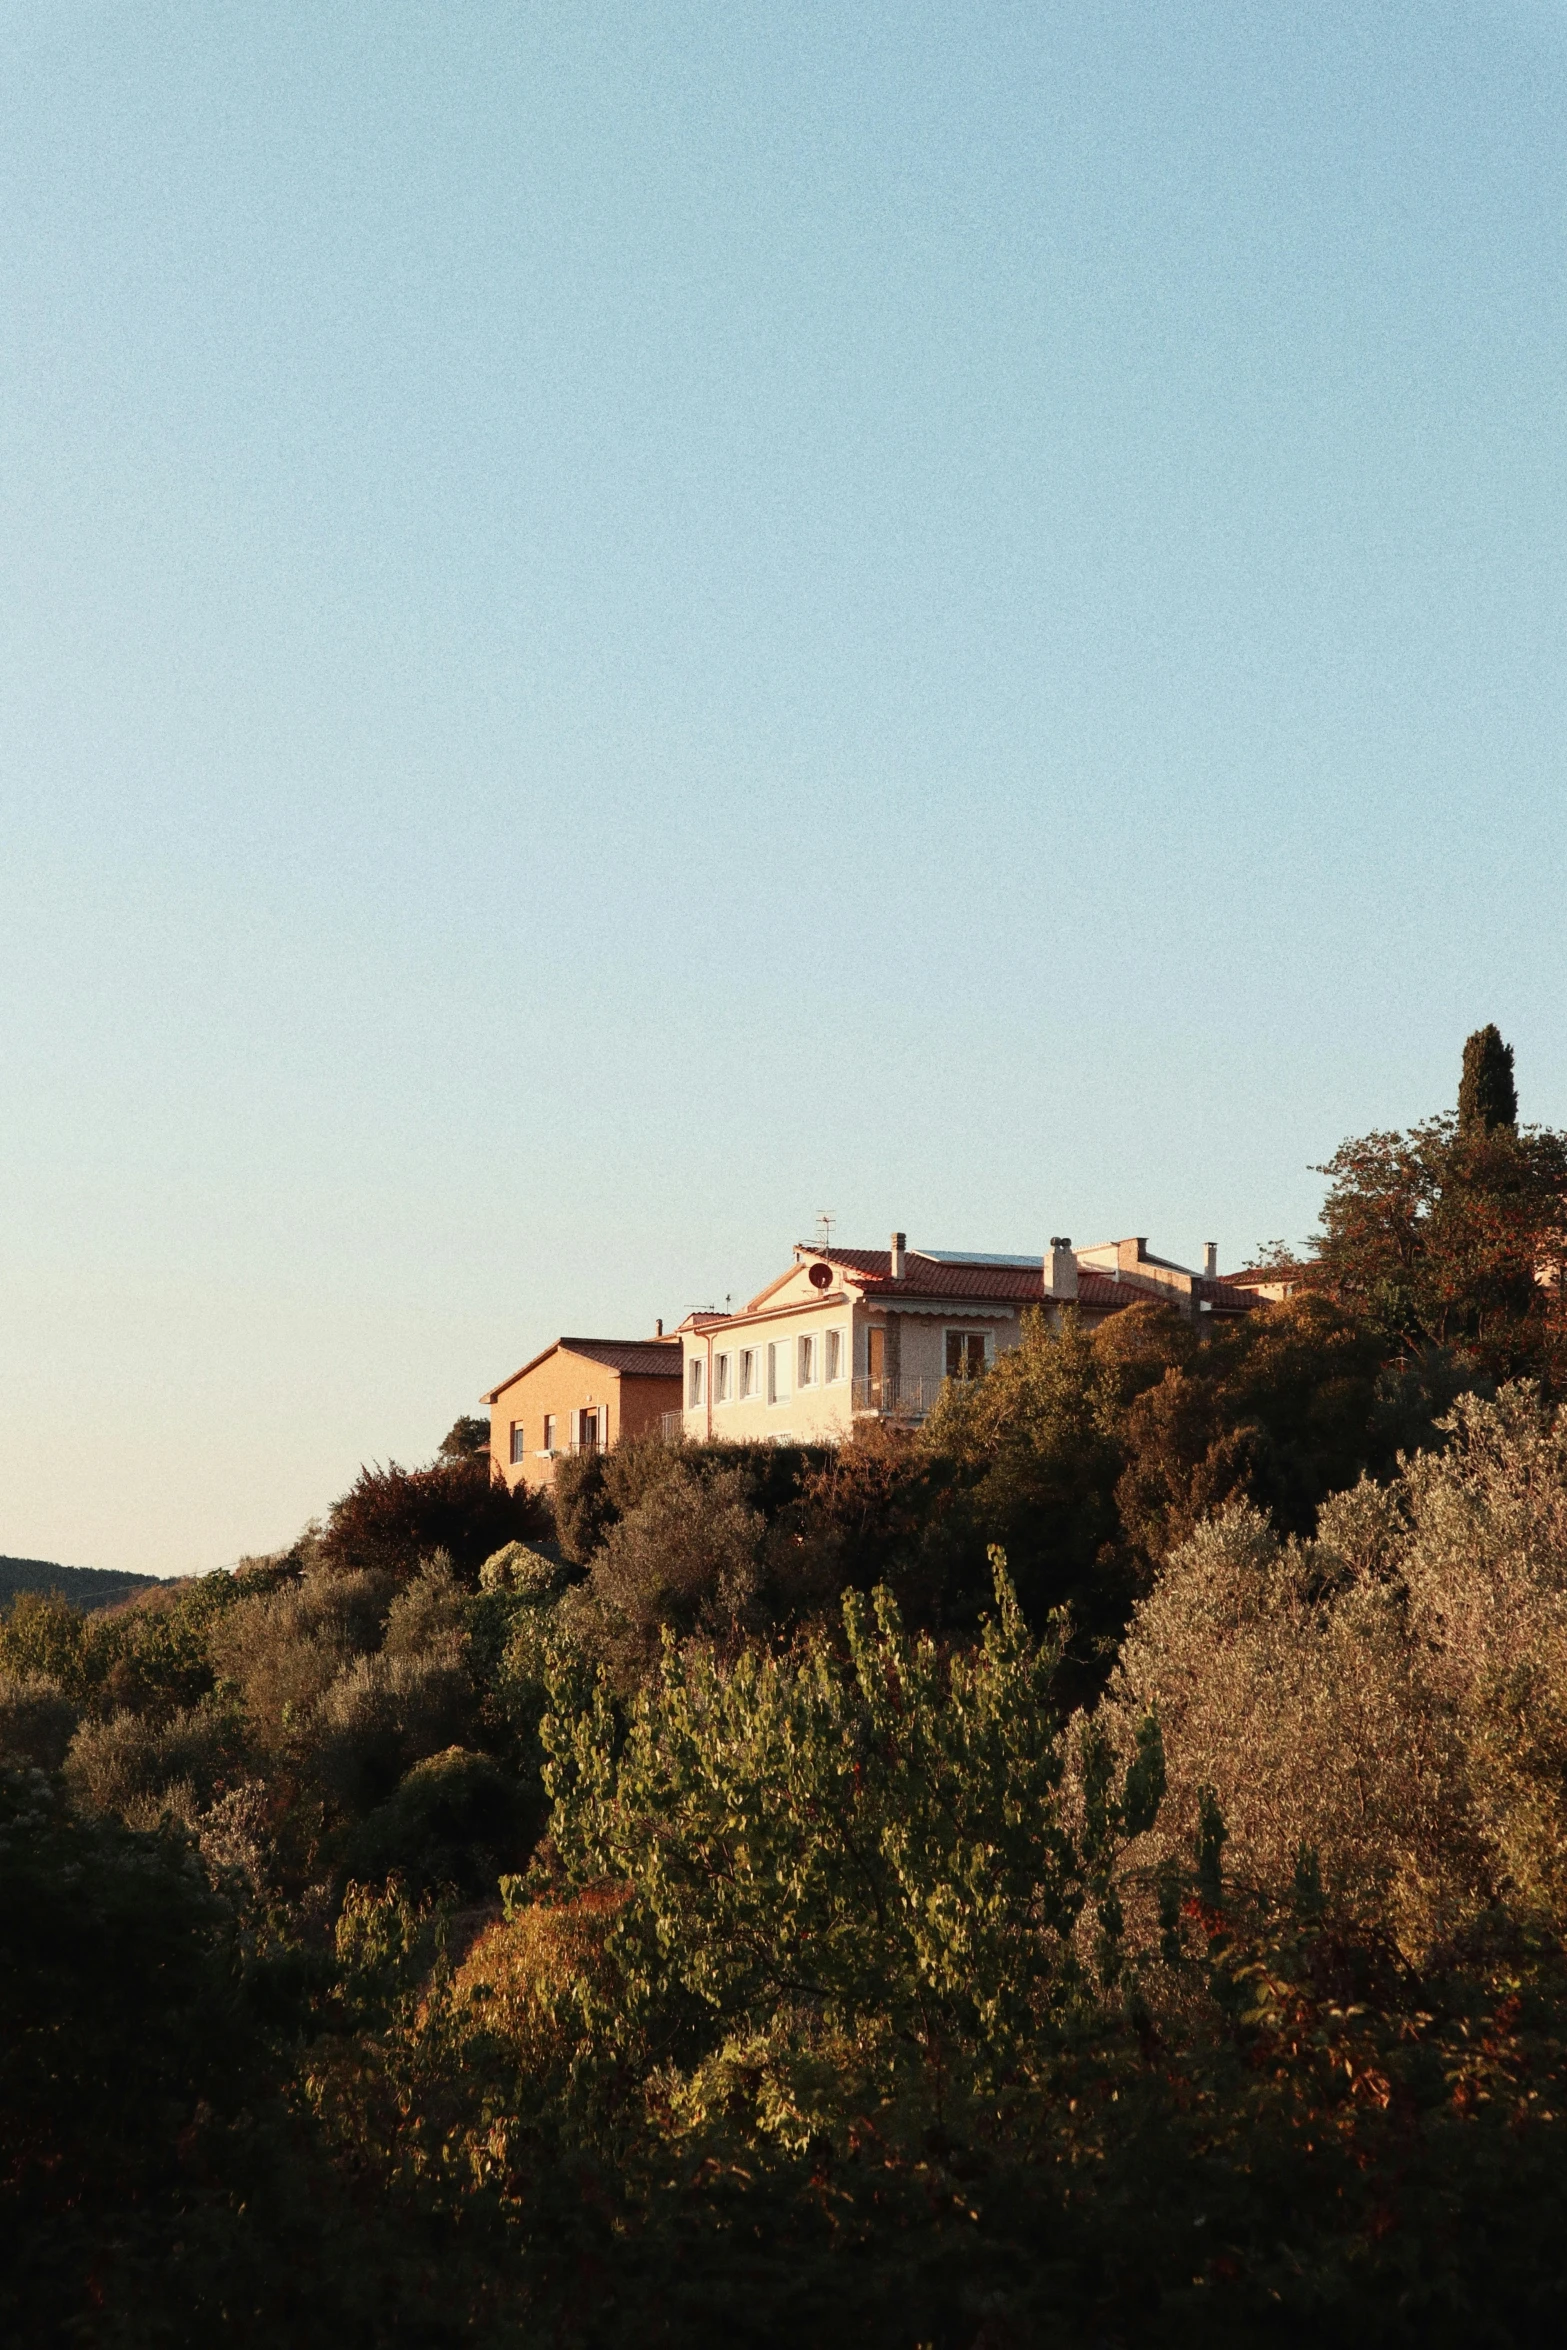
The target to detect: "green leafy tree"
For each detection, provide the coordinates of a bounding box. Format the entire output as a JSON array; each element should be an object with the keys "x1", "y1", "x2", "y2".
[
  {"x1": 436, "y1": 1414, "x2": 490, "y2": 1459},
  {"x1": 917, "y1": 1311, "x2": 1131, "y2": 1655},
  {"x1": 0, "y1": 1590, "x2": 89, "y2": 1695},
  {"x1": 1316, "y1": 1124, "x2": 1567, "y2": 1385},
  {"x1": 1113, "y1": 1291, "x2": 1401, "y2": 1562},
  {"x1": 540, "y1": 1555, "x2": 1162, "y2": 2083}
]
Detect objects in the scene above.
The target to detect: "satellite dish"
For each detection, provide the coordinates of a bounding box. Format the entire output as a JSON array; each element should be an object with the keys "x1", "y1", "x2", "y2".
[{"x1": 808, "y1": 1261, "x2": 833, "y2": 1290}]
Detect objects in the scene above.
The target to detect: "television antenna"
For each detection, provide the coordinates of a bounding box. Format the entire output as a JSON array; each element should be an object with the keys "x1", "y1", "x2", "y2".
[{"x1": 814, "y1": 1209, "x2": 836, "y2": 1249}]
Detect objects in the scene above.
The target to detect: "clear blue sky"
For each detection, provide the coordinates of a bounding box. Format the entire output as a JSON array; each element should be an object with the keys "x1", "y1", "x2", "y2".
[{"x1": 4, "y1": 2, "x2": 1566, "y2": 1575}]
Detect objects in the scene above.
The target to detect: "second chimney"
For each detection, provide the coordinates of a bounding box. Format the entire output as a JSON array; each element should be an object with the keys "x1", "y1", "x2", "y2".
[
  {"x1": 1045, "y1": 1236, "x2": 1079, "y2": 1301},
  {"x1": 1204, "y1": 1243, "x2": 1218, "y2": 1280},
  {"x1": 890, "y1": 1230, "x2": 906, "y2": 1279}
]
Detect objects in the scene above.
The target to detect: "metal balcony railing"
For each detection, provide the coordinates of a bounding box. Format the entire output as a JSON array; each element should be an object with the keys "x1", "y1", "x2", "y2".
[
  {"x1": 658, "y1": 1409, "x2": 688, "y2": 1444},
  {"x1": 851, "y1": 1374, "x2": 935, "y2": 1422}
]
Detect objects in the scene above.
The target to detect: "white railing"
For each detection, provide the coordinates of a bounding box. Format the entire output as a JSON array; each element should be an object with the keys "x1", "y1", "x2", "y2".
[
  {"x1": 851, "y1": 1375, "x2": 935, "y2": 1422},
  {"x1": 658, "y1": 1409, "x2": 688, "y2": 1444}
]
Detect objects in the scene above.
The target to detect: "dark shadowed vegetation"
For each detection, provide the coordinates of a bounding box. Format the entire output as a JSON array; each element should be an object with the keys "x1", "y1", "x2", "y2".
[
  {"x1": 0, "y1": 1555, "x2": 163, "y2": 1613},
  {"x1": 6, "y1": 1034, "x2": 1567, "y2": 2346}
]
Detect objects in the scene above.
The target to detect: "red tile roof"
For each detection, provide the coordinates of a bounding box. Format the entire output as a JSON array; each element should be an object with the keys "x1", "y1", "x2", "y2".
[
  {"x1": 560, "y1": 1338, "x2": 685, "y2": 1379},
  {"x1": 760, "y1": 1248, "x2": 1255, "y2": 1318},
  {"x1": 481, "y1": 1335, "x2": 681, "y2": 1401}
]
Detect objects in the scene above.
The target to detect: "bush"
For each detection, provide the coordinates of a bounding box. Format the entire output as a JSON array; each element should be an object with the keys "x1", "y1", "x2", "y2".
[
  {"x1": 541, "y1": 1557, "x2": 1160, "y2": 2077},
  {"x1": 312, "y1": 1646, "x2": 473, "y2": 1812},
  {"x1": 63, "y1": 1702, "x2": 240, "y2": 1827},
  {"x1": 0, "y1": 1673, "x2": 78, "y2": 1770},
  {"x1": 208, "y1": 1566, "x2": 394, "y2": 1750},
  {"x1": 1087, "y1": 1385, "x2": 1567, "y2": 1958},
  {"x1": 340, "y1": 1746, "x2": 539, "y2": 1898},
  {"x1": 86, "y1": 1571, "x2": 249, "y2": 1722},
  {"x1": 319, "y1": 1452, "x2": 547, "y2": 1585},
  {"x1": 1114, "y1": 1290, "x2": 1410, "y2": 1561},
  {"x1": 919, "y1": 1308, "x2": 1129, "y2": 1655},
  {"x1": 0, "y1": 1590, "x2": 89, "y2": 1697},
  {"x1": 552, "y1": 1436, "x2": 832, "y2": 1569},
  {"x1": 382, "y1": 1553, "x2": 468, "y2": 1655},
  {"x1": 478, "y1": 1540, "x2": 564, "y2": 1597},
  {"x1": 562, "y1": 1462, "x2": 768, "y2": 1684},
  {"x1": 0, "y1": 1767, "x2": 264, "y2": 2336}
]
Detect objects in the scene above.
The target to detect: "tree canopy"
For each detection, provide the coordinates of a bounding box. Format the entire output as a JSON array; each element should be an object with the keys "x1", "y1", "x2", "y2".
[{"x1": 1314, "y1": 1025, "x2": 1567, "y2": 1384}]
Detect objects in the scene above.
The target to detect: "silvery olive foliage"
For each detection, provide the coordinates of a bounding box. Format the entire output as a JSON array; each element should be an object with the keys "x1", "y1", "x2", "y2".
[{"x1": 1088, "y1": 1384, "x2": 1567, "y2": 1955}]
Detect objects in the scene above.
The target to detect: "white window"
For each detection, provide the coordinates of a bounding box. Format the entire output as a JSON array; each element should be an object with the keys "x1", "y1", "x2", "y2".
[
  {"x1": 714, "y1": 1351, "x2": 732, "y2": 1404},
  {"x1": 767, "y1": 1339, "x2": 791, "y2": 1404},
  {"x1": 740, "y1": 1346, "x2": 759, "y2": 1399},
  {"x1": 542, "y1": 1413, "x2": 556, "y2": 1453},
  {"x1": 688, "y1": 1356, "x2": 705, "y2": 1408},
  {"x1": 509, "y1": 1422, "x2": 525, "y2": 1466},
  {"x1": 825, "y1": 1327, "x2": 844, "y2": 1383},
  {"x1": 797, "y1": 1333, "x2": 816, "y2": 1387}
]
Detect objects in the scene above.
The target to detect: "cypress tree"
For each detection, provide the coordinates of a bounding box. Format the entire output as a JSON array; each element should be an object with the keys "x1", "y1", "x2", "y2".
[{"x1": 1458, "y1": 1024, "x2": 1517, "y2": 1135}]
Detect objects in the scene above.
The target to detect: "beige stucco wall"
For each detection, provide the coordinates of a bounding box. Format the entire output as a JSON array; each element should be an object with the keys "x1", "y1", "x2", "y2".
[
  {"x1": 487, "y1": 1349, "x2": 681, "y2": 1489},
  {"x1": 681, "y1": 1297, "x2": 859, "y2": 1445},
  {"x1": 679, "y1": 1295, "x2": 1027, "y2": 1445}
]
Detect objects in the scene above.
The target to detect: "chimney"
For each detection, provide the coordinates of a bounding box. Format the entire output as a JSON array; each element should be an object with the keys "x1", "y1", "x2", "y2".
[
  {"x1": 655, "y1": 1318, "x2": 664, "y2": 1337},
  {"x1": 890, "y1": 1230, "x2": 906, "y2": 1279},
  {"x1": 1203, "y1": 1243, "x2": 1217, "y2": 1281},
  {"x1": 1044, "y1": 1236, "x2": 1079, "y2": 1301}
]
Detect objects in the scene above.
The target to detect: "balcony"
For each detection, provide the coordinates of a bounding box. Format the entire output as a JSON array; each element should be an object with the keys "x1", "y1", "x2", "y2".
[
  {"x1": 658, "y1": 1409, "x2": 688, "y2": 1444},
  {"x1": 852, "y1": 1374, "x2": 935, "y2": 1424}
]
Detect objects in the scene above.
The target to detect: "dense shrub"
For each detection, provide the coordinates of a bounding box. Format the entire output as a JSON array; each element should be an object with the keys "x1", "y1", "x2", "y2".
[
  {"x1": 539, "y1": 1558, "x2": 1160, "y2": 2072},
  {"x1": 301, "y1": 1568, "x2": 1567, "y2": 2347},
  {"x1": 63, "y1": 1700, "x2": 242, "y2": 1827},
  {"x1": 208, "y1": 1565, "x2": 395, "y2": 1749},
  {"x1": 1089, "y1": 1385, "x2": 1567, "y2": 1958},
  {"x1": 0, "y1": 1767, "x2": 261, "y2": 2335},
  {"x1": 0, "y1": 1671, "x2": 78, "y2": 1769},
  {"x1": 319, "y1": 1450, "x2": 547, "y2": 1584},
  {"x1": 1112, "y1": 1288, "x2": 1439, "y2": 1559},
  {"x1": 478, "y1": 1538, "x2": 565, "y2": 1596},
  {"x1": 0, "y1": 1572, "x2": 253, "y2": 1722},
  {"x1": 340, "y1": 1745, "x2": 539, "y2": 1897},
  {"x1": 562, "y1": 1462, "x2": 769, "y2": 1683},
  {"x1": 311, "y1": 1645, "x2": 474, "y2": 1811},
  {"x1": 919, "y1": 1310, "x2": 1130, "y2": 1655},
  {"x1": 0, "y1": 1589, "x2": 91, "y2": 1694},
  {"x1": 381, "y1": 1552, "x2": 468, "y2": 1655},
  {"x1": 551, "y1": 1435, "x2": 831, "y2": 1567}
]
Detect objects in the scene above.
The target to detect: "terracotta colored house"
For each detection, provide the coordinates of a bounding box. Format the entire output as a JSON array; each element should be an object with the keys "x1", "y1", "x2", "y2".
[
  {"x1": 676, "y1": 1233, "x2": 1258, "y2": 1446},
  {"x1": 482, "y1": 1334, "x2": 682, "y2": 1490}
]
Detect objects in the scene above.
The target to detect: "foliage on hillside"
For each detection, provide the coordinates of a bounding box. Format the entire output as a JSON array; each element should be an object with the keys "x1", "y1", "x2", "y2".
[
  {"x1": 0, "y1": 1555, "x2": 163, "y2": 1613},
  {"x1": 8, "y1": 1038, "x2": 1567, "y2": 2344}
]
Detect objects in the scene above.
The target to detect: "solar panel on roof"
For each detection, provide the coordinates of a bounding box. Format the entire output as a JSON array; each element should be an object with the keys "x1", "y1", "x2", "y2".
[{"x1": 914, "y1": 1250, "x2": 1044, "y2": 1268}]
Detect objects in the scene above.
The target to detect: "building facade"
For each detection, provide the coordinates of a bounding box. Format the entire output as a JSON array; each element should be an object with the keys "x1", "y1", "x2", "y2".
[
  {"x1": 675, "y1": 1232, "x2": 1257, "y2": 1446},
  {"x1": 482, "y1": 1335, "x2": 682, "y2": 1490}
]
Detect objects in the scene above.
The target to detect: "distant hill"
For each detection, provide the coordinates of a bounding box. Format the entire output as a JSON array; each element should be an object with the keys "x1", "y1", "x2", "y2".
[{"x1": 0, "y1": 1556, "x2": 165, "y2": 1614}]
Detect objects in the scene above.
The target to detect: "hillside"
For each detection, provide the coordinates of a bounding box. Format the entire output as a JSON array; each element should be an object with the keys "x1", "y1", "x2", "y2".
[{"x1": 0, "y1": 1556, "x2": 163, "y2": 1614}]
